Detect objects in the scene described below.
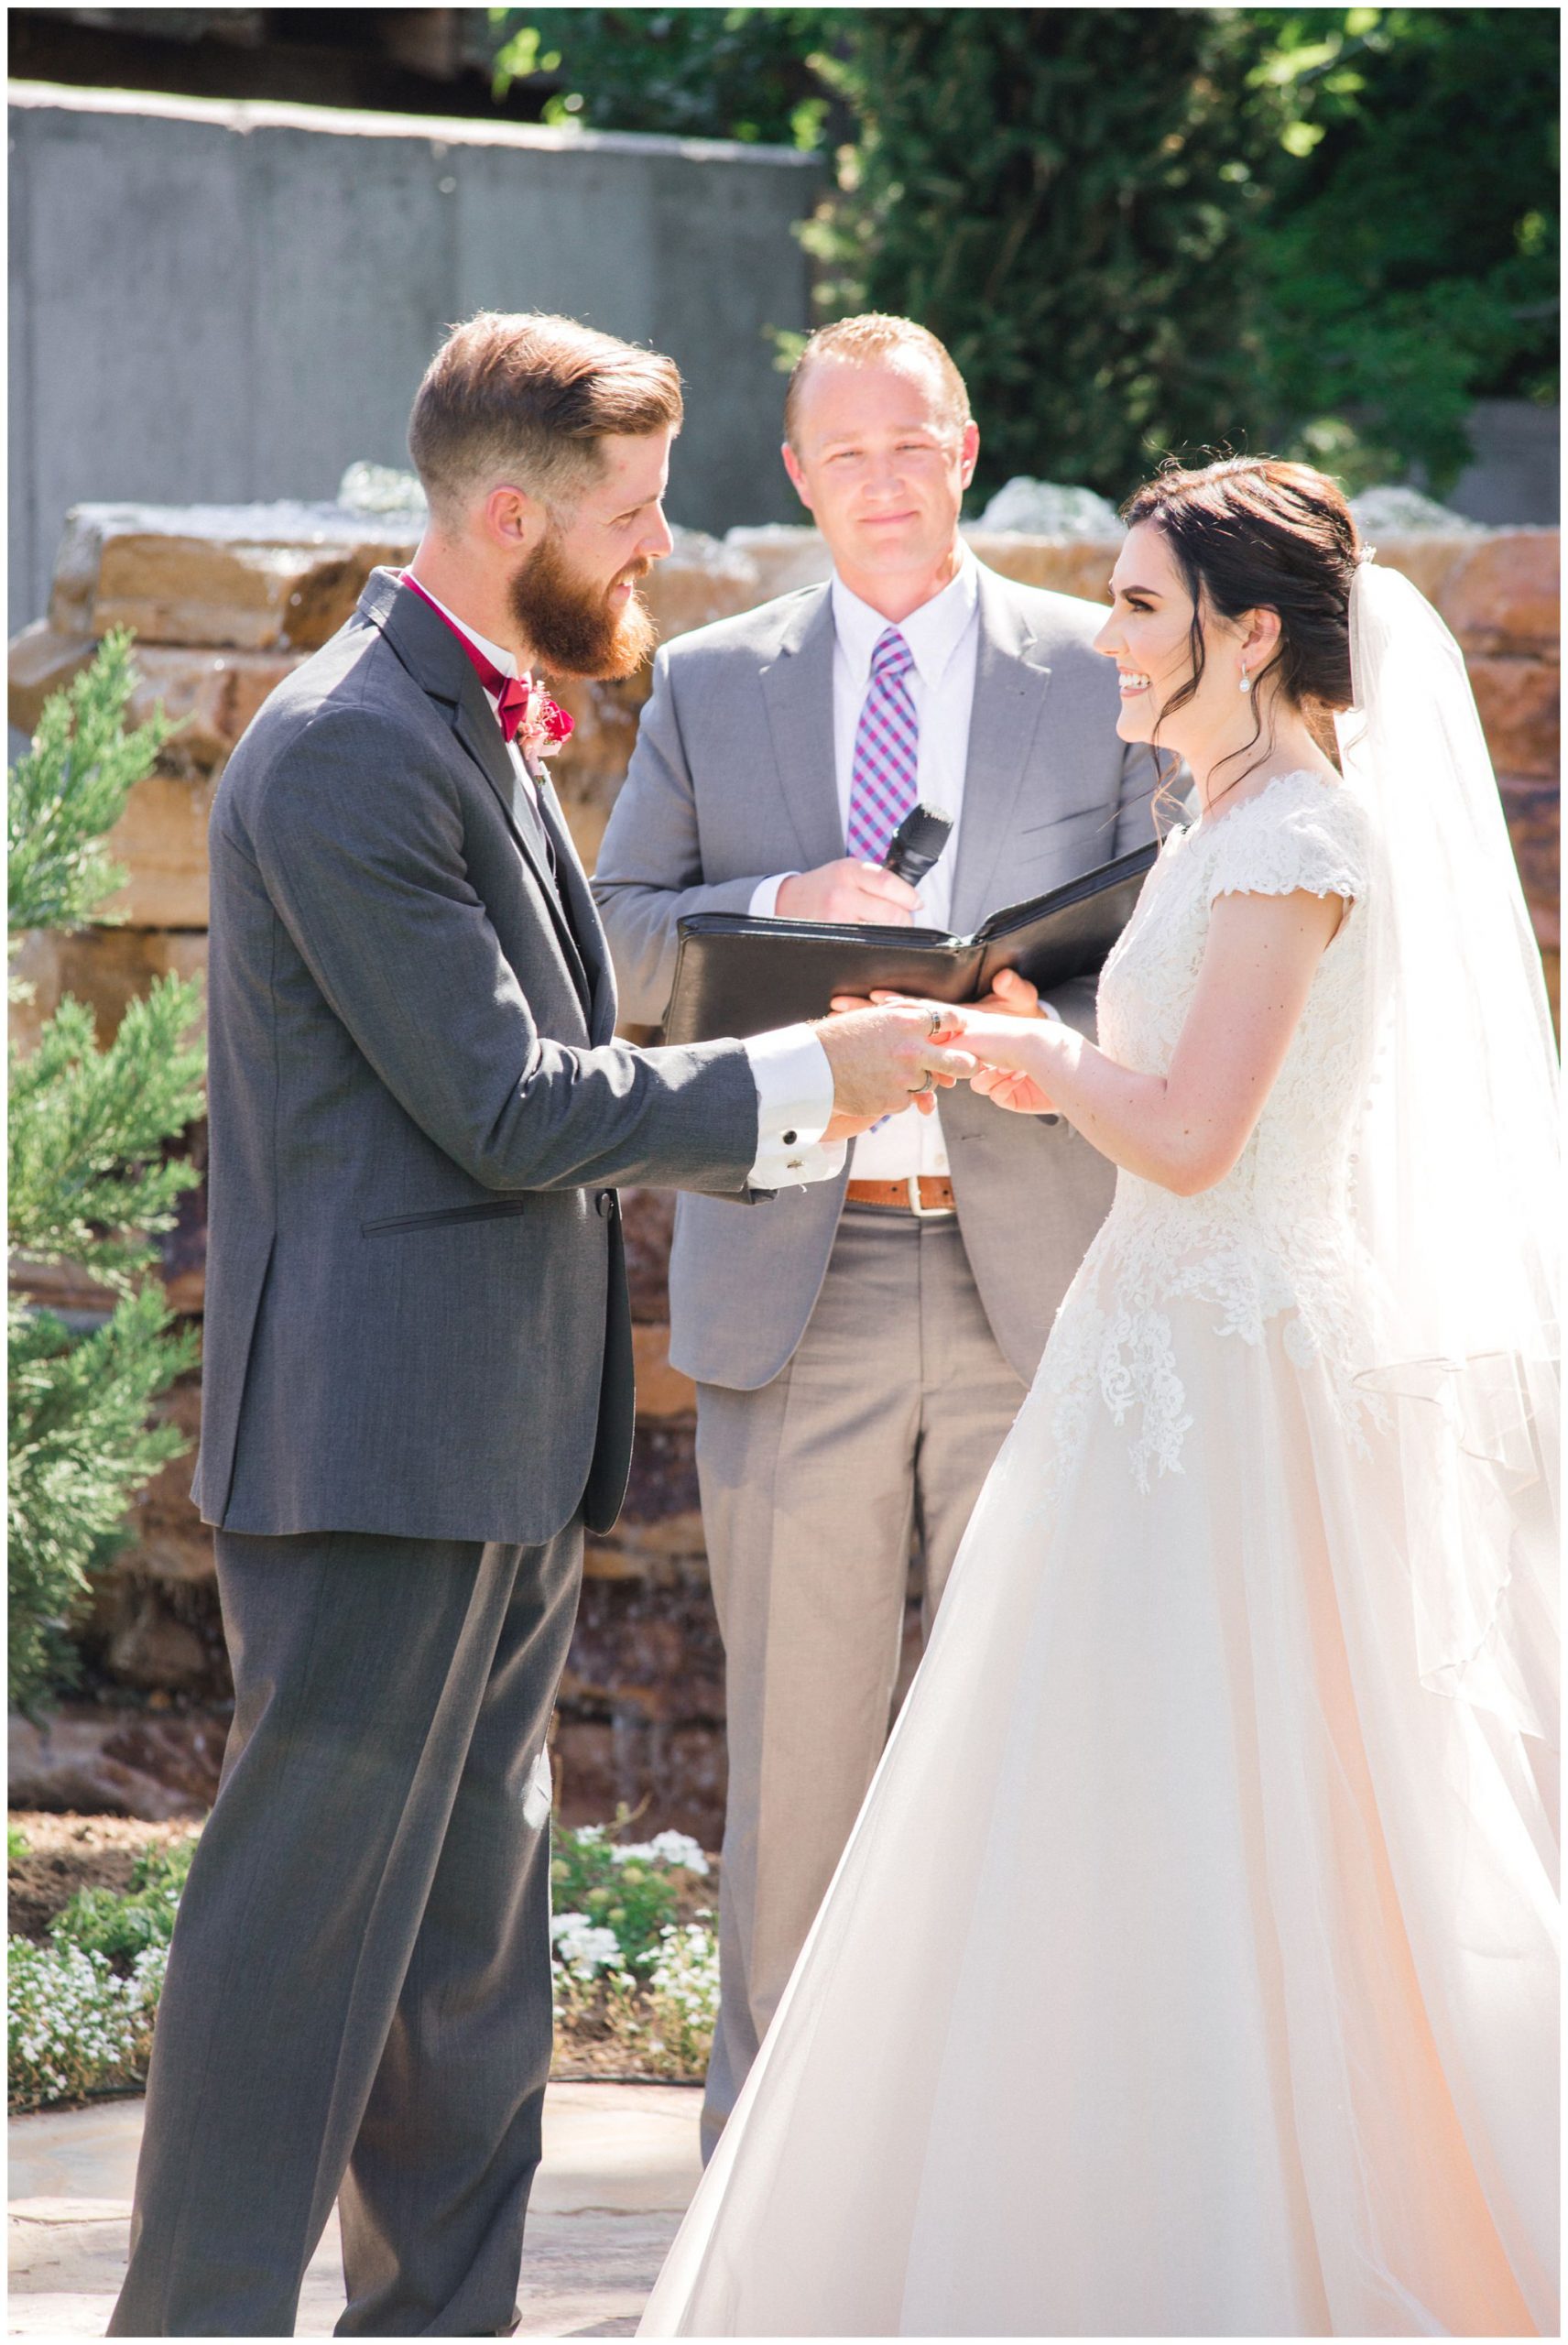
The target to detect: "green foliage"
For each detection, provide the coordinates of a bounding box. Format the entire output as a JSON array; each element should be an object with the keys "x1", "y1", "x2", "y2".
[
  {"x1": 129, "y1": 1832, "x2": 200, "y2": 1898},
  {"x1": 8, "y1": 635, "x2": 205, "y2": 1714},
  {"x1": 7, "y1": 1827, "x2": 30, "y2": 1862},
  {"x1": 549, "y1": 1819, "x2": 710, "y2": 1972},
  {"x1": 9, "y1": 984, "x2": 204, "y2": 1289},
  {"x1": 7, "y1": 1829, "x2": 196, "y2": 2107},
  {"x1": 7, "y1": 1292, "x2": 198, "y2": 1707},
  {"x1": 7, "y1": 631, "x2": 171, "y2": 940},
  {"x1": 490, "y1": 7, "x2": 838, "y2": 146},
  {"x1": 1240, "y1": 7, "x2": 1560, "y2": 489},
  {"x1": 808, "y1": 9, "x2": 1288, "y2": 503},
  {"x1": 485, "y1": 5, "x2": 1554, "y2": 499},
  {"x1": 546, "y1": 1822, "x2": 718, "y2": 2078},
  {"x1": 41, "y1": 1829, "x2": 200, "y2": 1967},
  {"x1": 49, "y1": 1879, "x2": 180, "y2": 1965}
]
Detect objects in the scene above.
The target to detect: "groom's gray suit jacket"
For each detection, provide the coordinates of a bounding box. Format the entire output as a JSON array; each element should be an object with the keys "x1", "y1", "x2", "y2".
[
  {"x1": 191, "y1": 568, "x2": 761, "y2": 1547},
  {"x1": 593, "y1": 563, "x2": 1156, "y2": 1391}
]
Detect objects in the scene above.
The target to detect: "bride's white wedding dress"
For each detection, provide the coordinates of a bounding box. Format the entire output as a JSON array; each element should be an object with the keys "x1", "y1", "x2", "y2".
[{"x1": 640, "y1": 764, "x2": 1558, "y2": 2339}]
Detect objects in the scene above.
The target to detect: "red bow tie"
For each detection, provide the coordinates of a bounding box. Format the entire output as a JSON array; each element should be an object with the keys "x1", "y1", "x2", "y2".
[{"x1": 402, "y1": 575, "x2": 533, "y2": 743}]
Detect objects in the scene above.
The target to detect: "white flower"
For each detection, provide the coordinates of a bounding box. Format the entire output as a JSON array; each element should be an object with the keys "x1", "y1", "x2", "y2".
[
  {"x1": 549, "y1": 1912, "x2": 626, "y2": 1981},
  {"x1": 609, "y1": 1831, "x2": 710, "y2": 1876}
]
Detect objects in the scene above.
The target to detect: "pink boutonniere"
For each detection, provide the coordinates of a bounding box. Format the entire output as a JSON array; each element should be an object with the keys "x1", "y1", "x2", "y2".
[{"x1": 517, "y1": 682, "x2": 574, "y2": 769}]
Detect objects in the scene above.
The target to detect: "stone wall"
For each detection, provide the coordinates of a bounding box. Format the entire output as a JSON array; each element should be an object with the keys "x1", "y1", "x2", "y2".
[{"x1": 8, "y1": 508, "x2": 1559, "y2": 1838}]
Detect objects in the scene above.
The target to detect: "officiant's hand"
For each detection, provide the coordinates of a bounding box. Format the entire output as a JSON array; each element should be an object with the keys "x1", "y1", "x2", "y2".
[
  {"x1": 814, "y1": 1002, "x2": 975, "y2": 1138},
  {"x1": 833, "y1": 970, "x2": 1045, "y2": 1020},
  {"x1": 973, "y1": 967, "x2": 1046, "y2": 1019},
  {"x1": 777, "y1": 859, "x2": 921, "y2": 924}
]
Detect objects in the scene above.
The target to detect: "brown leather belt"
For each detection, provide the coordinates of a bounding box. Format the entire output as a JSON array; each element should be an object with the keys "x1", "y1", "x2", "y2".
[{"x1": 844, "y1": 1175, "x2": 957, "y2": 1216}]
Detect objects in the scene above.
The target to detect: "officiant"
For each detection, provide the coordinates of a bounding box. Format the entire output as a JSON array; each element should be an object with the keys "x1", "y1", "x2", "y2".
[{"x1": 593, "y1": 314, "x2": 1154, "y2": 2158}]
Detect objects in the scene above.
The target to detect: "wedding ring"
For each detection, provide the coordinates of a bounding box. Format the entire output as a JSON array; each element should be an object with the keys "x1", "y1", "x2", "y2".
[
  {"x1": 926, "y1": 1007, "x2": 944, "y2": 1036},
  {"x1": 909, "y1": 1069, "x2": 936, "y2": 1096}
]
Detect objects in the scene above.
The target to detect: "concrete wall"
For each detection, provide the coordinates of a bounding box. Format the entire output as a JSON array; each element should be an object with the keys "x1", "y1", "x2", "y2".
[{"x1": 7, "y1": 82, "x2": 822, "y2": 625}]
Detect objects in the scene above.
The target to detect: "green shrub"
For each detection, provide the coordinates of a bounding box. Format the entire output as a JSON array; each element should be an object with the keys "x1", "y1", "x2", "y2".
[
  {"x1": 128, "y1": 1833, "x2": 199, "y2": 1898},
  {"x1": 8, "y1": 633, "x2": 204, "y2": 1713},
  {"x1": 486, "y1": 8, "x2": 1557, "y2": 499},
  {"x1": 547, "y1": 1823, "x2": 719, "y2": 2078},
  {"x1": 549, "y1": 1822, "x2": 709, "y2": 1974},
  {"x1": 49, "y1": 1881, "x2": 180, "y2": 1967}
]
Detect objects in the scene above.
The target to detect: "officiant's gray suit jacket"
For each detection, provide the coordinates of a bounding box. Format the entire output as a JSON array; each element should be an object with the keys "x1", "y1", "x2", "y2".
[
  {"x1": 191, "y1": 567, "x2": 761, "y2": 1547},
  {"x1": 593, "y1": 563, "x2": 1156, "y2": 1391}
]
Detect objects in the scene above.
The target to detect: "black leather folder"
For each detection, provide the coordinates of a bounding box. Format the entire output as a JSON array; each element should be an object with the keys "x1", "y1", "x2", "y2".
[{"x1": 661, "y1": 840, "x2": 1158, "y2": 1046}]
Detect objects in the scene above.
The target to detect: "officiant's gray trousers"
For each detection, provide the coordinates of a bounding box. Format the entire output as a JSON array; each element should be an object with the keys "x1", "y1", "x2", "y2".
[
  {"x1": 108, "y1": 1520, "x2": 583, "y2": 2339},
  {"x1": 695, "y1": 1207, "x2": 1028, "y2": 2162}
]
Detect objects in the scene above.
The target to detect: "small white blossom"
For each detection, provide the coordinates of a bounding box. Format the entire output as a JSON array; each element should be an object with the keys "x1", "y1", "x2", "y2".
[
  {"x1": 609, "y1": 1831, "x2": 710, "y2": 1876},
  {"x1": 549, "y1": 1912, "x2": 626, "y2": 1981},
  {"x1": 7, "y1": 1936, "x2": 168, "y2": 2111}
]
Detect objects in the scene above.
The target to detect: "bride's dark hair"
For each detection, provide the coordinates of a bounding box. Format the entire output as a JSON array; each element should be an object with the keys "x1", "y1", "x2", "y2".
[{"x1": 1121, "y1": 455, "x2": 1362, "y2": 815}]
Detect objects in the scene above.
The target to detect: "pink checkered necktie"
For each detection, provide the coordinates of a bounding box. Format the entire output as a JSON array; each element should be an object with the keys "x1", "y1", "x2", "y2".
[{"x1": 845, "y1": 627, "x2": 919, "y2": 863}]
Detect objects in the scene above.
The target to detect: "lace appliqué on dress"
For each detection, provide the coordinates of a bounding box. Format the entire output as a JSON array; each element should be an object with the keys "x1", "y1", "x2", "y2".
[{"x1": 1033, "y1": 774, "x2": 1388, "y2": 1500}]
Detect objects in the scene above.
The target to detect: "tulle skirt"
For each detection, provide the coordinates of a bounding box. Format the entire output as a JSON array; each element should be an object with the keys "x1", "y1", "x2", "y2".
[{"x1": 638, "y1": 1294, "x2": 1558, "y2": 2338}]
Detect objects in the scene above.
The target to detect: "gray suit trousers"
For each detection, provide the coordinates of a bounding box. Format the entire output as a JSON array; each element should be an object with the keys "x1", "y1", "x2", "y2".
[
  {"x1": 694, "y1": 1208, "x2": 1026, "y2": 2161},
  {"x1": 109, "y1": 1522, "x2": 582, "y2": 2338}
]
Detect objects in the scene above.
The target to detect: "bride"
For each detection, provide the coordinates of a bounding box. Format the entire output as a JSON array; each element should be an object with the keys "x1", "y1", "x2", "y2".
[{"x1": 639, "y1": 457, "x2": 1559, "y2": 2339}]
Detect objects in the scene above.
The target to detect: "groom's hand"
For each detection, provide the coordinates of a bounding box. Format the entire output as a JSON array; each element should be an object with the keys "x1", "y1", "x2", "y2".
[{"x1": 813, "y1": 1003, "x2": 975, "y2": 1139}]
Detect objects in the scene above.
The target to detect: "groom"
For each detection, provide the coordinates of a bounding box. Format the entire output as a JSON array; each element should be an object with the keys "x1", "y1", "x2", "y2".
[{"x1": 108, "y1": 311, "x2": 968, "y2": 2338}]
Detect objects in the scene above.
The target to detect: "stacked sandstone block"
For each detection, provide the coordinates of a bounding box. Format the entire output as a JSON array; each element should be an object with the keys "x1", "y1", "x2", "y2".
[{"x1": 8, "y1": 506, "x2": 1560, "y2": 1838}]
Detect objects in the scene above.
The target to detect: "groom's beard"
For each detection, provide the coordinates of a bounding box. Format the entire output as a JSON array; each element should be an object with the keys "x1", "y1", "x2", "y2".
[{"x1": 507, "y1": 533, "x2": 658, "y2": 681}]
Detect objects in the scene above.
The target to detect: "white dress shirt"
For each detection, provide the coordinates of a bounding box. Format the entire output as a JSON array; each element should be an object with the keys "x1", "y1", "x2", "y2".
[
  {"x1": 748, "y1": 550, "x2": 982, "y2": 1179},
  {"x1": 405, "y1": 573, "x2": 842, "y2": 1192}
]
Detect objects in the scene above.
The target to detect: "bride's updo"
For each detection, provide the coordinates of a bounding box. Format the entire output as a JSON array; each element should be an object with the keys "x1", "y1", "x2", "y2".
[{"x1": 1121, "y1": 456, "x2": 1362, "y2": 721}]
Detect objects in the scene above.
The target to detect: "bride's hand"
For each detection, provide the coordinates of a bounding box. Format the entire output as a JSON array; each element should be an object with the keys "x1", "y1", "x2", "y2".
[
  {"x1": 968, "y1": 1063, "x2": 1059, "y2": 1116},
  {"x1": 942, "y1": 1009, "x2": 1062, "y2": 1115}
]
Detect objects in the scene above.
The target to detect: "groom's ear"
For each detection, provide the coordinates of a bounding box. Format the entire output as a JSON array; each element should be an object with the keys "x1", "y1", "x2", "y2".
[{"x1": 481, "y1": 483, "x2": 550, "y2": 553}]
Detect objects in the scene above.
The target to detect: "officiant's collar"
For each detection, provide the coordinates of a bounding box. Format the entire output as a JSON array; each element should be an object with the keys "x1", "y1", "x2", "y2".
[
  {"x1": 830, "y1": 543, "x2": 979, "y2": 692},
  {"x1": 401, "y1": 573, "x2": 520, "y2": 680}
]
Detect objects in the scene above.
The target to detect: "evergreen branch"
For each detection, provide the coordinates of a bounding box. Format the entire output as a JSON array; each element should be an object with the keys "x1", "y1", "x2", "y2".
[
  {"x1": 7, "y1": 1294, "x2": 198, "y2": 1711},
  {"x1": 7, "y1": 631, "x2": 174, "y2": 938},
  {"x1": 8, "y1": 977, "x2": 206, "y2": 1286}
]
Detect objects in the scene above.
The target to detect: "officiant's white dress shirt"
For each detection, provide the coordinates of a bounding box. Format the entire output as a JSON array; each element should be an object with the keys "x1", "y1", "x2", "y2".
[
  {"x1": 406, "y1": 575, "x2": 841, "y2": 1193},
  {"x1": 749, "y1": 551, "x2": 982, "y2": 1180}
]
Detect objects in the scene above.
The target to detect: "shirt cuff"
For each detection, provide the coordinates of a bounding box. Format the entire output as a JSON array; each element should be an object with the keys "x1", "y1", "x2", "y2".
[
  {"x1": 747, "y1": 873, "x2": 801, "y2": 920},
  {"x1": 744, "y1": 1023, "x2": 845, "y2": 1188}
]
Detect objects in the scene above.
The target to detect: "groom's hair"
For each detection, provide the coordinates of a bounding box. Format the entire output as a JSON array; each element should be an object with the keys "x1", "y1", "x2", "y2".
[
  {"x1": 783, "y1": 314, "x2": 971, "y2": 448},
  {"x1": 409, "y1": 311, "x2": 683, "y2": 522}
]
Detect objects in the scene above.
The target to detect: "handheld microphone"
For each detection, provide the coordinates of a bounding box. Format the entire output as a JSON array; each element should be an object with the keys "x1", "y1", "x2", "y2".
[{"x1": 882, "y1": 802, "x2": 953, "y2": 889}]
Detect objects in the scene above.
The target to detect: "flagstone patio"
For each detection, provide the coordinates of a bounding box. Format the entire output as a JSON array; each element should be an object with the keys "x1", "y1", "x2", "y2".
[{"x1": 7, "y1": 2081, "x2": 702, "y2": 2338}]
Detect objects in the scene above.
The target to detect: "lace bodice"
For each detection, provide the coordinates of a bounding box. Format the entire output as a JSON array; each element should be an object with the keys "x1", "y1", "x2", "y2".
[{"x1": 1038, "y1": 771, "x2": 1385, "y2": 1491}]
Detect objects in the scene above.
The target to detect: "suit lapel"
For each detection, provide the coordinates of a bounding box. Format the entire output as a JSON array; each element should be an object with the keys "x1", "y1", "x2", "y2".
[
  {"x1": 368, "y1": 571, "x2": 593, "y2": 1020},
  {"x1": 950, "y1": 567, "x2": 1057, "y2": 936},
  {"x1": 534, "y1": 775, "x2": 617, "y2": 1042},
  {"x1": 758, "y1": 588, "x2": 844, "y2": 873},
  {"x1": 450, "y1": 677, "x2": 594, "y2": 1017}
]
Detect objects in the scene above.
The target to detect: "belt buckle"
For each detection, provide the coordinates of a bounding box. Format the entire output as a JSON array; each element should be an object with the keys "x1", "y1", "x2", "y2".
[{"x1": 906, "y1": 1172, "x2": 953, "y2": 1219}]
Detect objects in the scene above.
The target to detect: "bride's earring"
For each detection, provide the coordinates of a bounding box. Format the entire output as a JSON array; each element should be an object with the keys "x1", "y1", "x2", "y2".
[{"x1": 1238, "y1": 660, "x2": 1252, "y2": 694}]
